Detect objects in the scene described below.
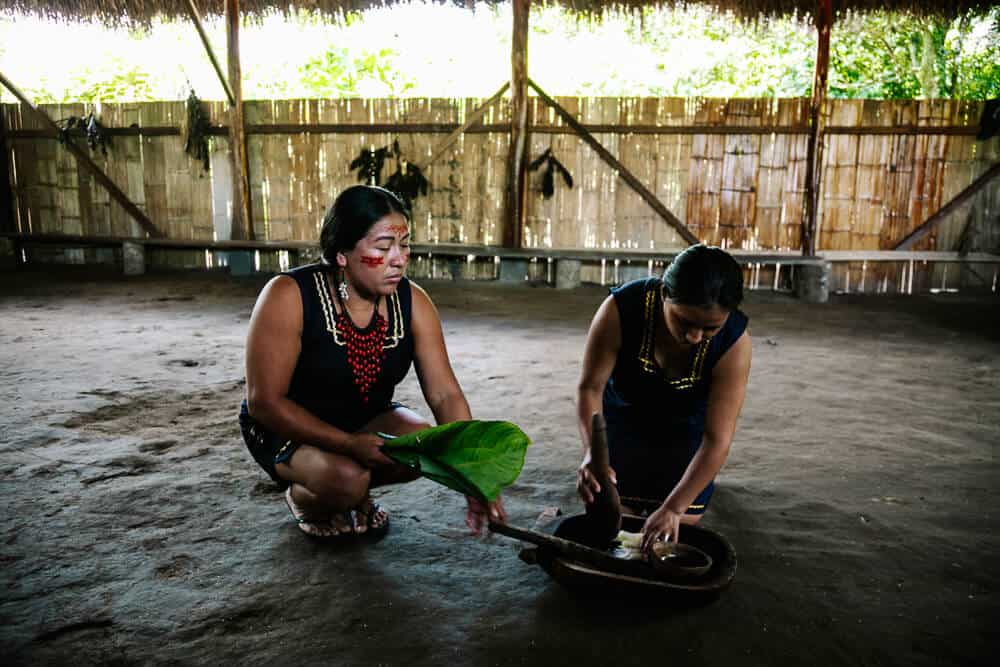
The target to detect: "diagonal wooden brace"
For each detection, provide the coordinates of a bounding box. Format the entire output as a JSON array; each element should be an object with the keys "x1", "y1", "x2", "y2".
[
  {"x1": 0, "y1": 70, "x2": 161, "y2": 238},
  {"x1": 422, "y1": 82, "x2": 509, "y2": 172},
  {"x1": 528, "y1": 78, "x2": 698, "y2": 246},
  {"x1": 892, "y1": 162, "x2": 1000, "y2": 250}
]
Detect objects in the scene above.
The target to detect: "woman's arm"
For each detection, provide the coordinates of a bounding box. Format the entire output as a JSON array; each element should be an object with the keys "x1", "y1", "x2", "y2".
[
  {"x1": 408, "y1": 282, "x2": 504, "y2": 531},
  {"x1": 575, "y1": 295, "x2": 622, "y2": 503},
  {"x1": 244, "y1": 276, "x2": 386, "y2": 466},
  {"x1": 641, "y1": 330, "x2": 751, "y2": 550}
]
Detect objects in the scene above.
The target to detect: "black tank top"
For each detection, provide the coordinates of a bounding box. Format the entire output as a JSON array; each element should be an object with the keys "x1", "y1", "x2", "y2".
[
  {"x1": 602, "y1": 277, "x2": 748, "y2": 452},
  {"x1": 283, "y1": 263, "x2": 414, "y2": 433}
]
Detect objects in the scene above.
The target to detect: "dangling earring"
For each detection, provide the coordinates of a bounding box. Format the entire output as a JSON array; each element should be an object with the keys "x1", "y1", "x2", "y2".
[{"x1": 338, "y1": 279, "x2": 349, "y2": 302}]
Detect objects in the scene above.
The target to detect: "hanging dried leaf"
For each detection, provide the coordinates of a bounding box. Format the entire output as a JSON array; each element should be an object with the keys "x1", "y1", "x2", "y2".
[{"x1": 184, "y1": 90, "x2": 212, "y2": 173}]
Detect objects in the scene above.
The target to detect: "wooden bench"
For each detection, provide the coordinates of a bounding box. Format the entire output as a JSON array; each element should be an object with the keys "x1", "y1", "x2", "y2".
[{"x1": 3, "y1": 232, "x2": 998, "y2": 302}]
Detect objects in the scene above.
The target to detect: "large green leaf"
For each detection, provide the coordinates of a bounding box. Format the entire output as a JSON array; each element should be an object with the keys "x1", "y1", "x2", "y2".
[{"x1": 380, "y1": 421, "x2": 530, "y2": 503}]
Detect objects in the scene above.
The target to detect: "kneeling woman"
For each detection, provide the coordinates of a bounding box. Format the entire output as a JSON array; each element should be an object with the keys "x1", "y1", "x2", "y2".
[
  {"x1": 241, "y1": 185, "x2": 504, "y2": 538},
  {"x1": 576, "y1": 244, "x2": 751, "y2": 553}
]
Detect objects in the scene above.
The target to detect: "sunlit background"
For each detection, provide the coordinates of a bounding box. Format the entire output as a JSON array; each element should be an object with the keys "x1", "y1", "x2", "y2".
[{"x1": 1, "y1": 2, "x2": 997, "y2": 103}]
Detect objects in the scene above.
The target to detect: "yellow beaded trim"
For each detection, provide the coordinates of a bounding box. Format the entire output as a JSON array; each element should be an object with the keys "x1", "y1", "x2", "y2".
[
  {"x1": 314, "y1": 271, "x2": 405, "y2": 350},
  {"x1": 636, "y1": 280, "x2": 709, "y2": 390}
]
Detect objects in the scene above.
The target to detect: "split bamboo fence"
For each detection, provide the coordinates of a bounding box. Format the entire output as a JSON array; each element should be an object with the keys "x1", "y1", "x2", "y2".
[{"x1": 3, "y1": 96, "x2": 998, "y2": 292}]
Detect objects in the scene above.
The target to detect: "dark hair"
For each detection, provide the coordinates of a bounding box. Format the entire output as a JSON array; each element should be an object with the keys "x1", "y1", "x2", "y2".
[
  {"x1": 319, "y1": 185, "x2": 410, "y2": 263},
  {"x1": 661, "y1": 244, "x2": 743, "y2": 309}
]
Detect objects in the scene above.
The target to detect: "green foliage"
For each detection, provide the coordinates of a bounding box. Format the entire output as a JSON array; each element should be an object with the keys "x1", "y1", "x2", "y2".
[
  {"x1": 830, "y1": 9, "x2": 1000, "y2": 99},
  {"x1": 2, "y1": 6, "x2": 997, "y2": 103},
  {"x1": 69, "y1": 61, "x2": 156, "y2": 103},
  {"x1": 299, "y1": 45, "x2": 415, "y2": 97},
  {"x1": 21, "y1": 61, "x2": 155, "y2": 104},
  {"x1": 381, "y1": 420, "x2": 531, "y2": 503}
]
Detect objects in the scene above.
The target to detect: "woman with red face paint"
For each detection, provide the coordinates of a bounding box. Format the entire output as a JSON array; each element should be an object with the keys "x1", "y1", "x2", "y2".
[
  {"x1": 575, "y1": 244, "x2": 751, "y2": 554},
  {"x1": 240, "y1": 185, "x2": 505, "y2": 539}
]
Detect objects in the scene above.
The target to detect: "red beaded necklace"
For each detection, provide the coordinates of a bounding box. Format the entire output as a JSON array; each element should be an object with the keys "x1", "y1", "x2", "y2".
[{"x1": 335, "y1": 291, "x2": 387, "y2": 403}]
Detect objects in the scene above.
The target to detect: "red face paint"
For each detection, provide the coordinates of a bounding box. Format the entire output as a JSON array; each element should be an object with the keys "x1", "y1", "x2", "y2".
[
  {"x1": 360, "y1": 256, "x2": 384, "y2": 267},
  {"x1": 388, "y1": 224, "x2": 410, "y2": 236}
]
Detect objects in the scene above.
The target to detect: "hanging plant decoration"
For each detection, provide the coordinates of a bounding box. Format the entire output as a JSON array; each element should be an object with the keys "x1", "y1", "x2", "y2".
[
  {"x1": 349, "y1": 144, "x2": 393, "y2": 185},
  {"x1": 384, "y1": 140, "x2": 429, "y2": 208},
  {"x1": 384, "y1": 162, "x2": 429, "y2": 208},
  {"x1": 56, "y1": 112, "x2": 112, "y2": 156},
  {"x1": 184, "y1": 89, "x2": 213, "y2": 173},
  {"x1": 528, "y1": 148, "x2": 573, "y2": 199},
  {"x1": 349, "y1": 139, "x2": 429, "y2": 209}
]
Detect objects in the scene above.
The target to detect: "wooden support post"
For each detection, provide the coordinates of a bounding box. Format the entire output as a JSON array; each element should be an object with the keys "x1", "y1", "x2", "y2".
[
  {"x1": 504, "y1": 0, "x2": 530, "y2": 249},
  {"x1": 423, "y1": 82, "x2": 509, "y2": 172},
  {"x1": 0, "y1": 70, "x2": 161, "y2": 238},
  {"x1": 183, "y1": 0, "x2": 237, "y2": 107},
  {"x1": 0, "y1": 104, "x2": 14, "y2": 233},
  {"x1": 891, "y1": 162, "x2": 1000, "y2": 250},
  {"x1": 529, "y1": 79, "x2": 699, "y2": 246},
  {"x1": 802, "y1": 0, "x2": 832, "y2": 257},
  {"x1": 226, "y1": 0, "x2": 253, "y2": 241}
]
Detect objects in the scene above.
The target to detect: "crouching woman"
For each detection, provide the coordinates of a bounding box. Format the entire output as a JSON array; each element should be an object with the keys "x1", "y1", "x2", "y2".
[{"x1": 240, "y1": 185, "x2": 504, "y2": 539}]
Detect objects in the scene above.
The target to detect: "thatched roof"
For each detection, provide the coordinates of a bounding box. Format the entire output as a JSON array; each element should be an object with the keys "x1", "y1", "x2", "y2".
[{"x1": 2, "y1": 1, "x2": 995, "y2": 26}]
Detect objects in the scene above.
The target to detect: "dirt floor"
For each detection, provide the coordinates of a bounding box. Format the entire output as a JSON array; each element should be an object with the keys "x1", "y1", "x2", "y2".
[{"x1": 1, "y1": 267, "x2": 997, "y2": 666}]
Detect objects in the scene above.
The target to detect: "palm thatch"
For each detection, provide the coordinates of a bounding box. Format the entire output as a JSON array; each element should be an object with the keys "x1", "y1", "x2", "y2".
[{"x1": 0, "y1": 1, "x2": 995, "y2": 26}]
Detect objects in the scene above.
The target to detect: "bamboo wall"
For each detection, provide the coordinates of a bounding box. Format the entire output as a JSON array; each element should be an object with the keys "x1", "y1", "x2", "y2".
[{"x1": 4, "y1": 97, "x2": 998, "y2": 263}]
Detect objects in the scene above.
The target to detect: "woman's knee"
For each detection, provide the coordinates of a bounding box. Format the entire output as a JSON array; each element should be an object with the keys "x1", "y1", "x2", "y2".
[
  {"x1": 312, "y1": 460, "x2": 370, "y2": 506},
  {"x1": 282, "y1": 449, "x2": 371, "y2": 508}
]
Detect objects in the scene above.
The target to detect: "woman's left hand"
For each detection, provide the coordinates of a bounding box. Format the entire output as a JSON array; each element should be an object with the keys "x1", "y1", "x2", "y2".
[
  {"x1": 640, "y1": 503, "x2": 685, "y2": 554},
  {"x1": 465, "y1": 494, "x2": 507, "y2": 535}
]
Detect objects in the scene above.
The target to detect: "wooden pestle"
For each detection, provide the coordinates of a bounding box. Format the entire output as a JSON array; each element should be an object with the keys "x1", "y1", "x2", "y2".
[{"x1": 584, "y1": 412, "x2": 622, "y2": 546}]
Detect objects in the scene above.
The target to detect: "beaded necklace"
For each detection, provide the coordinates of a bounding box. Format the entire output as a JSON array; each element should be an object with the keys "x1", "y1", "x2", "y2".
[{"x1": 334, "y1": 289, "x2": 388, "y2": 403}]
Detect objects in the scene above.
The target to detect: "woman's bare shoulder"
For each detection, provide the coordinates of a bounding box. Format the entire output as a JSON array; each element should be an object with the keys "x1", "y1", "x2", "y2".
[{"x1": 252, "y1": 274, "x2": 302, "y2": 319}]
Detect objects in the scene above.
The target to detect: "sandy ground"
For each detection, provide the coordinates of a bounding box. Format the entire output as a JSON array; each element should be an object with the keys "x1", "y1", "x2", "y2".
[{"x1": 0, "y1": 267, "x2": 997, "y2": 666}]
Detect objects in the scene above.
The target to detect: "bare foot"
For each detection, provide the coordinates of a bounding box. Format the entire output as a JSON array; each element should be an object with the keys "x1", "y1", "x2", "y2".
[
  {"x1": 355, "y1": 496, "x2": 389, "y2": 533},
  {"x1": 284, "y1": 487, "x2": 353, "y2": 539}
]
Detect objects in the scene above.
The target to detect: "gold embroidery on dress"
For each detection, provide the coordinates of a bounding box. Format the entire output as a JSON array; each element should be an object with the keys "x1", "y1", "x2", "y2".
[
  {"x1": 636, "y1": 280, "x2": 708, "y2": 390},
  {"x1": 314, "y1": 271, "x2": 405, "y2": 349}
]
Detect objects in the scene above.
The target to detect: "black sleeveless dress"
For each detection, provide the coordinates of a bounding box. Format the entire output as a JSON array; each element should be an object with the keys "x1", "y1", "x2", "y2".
[
  {"x1": 240, "y1": 263, "x2": 415, "y2": 483},
  {"x1": 603, "y1": 277, "x2": 748, "y2": 512}
]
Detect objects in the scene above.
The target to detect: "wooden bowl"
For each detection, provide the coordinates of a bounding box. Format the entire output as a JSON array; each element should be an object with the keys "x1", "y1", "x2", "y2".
[{"x1": 532, "y1": 513, "x2": 737, "y2": 601}]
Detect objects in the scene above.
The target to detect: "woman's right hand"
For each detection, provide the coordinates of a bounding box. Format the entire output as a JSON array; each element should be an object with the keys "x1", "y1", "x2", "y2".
[
  {"x1": 576, "y1": 456, "x2": 617, "y2": 505},
  {"x1": 348, "y1": 433, "x2": 395, "y2": 468}
]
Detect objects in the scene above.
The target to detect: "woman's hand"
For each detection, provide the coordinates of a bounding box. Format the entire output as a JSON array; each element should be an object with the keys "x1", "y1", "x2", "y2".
[
  {"x1": 465, "y1": 494, "x2": 507, "y2": 535},
  {"x1": 576, "y1": 456, "x2": 617, "y2": 505},
  {"x1": 640, "y1": 503, "x2": 685, "y2": 554},
  {"x1": 348, "y1": 433, "x2": 394, "y2": 468}
]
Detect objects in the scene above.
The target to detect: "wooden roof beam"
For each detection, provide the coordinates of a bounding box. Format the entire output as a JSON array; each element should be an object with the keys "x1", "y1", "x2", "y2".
[
  {"x1": 802, "y1": 0, "x2": 832, "y2": 257},
  {"x1": 504, "y1": 0, "x2": 530, "y2": 249},
  {"x1": 225, "y1": 0, "x2": 253, "y2": 241}
]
